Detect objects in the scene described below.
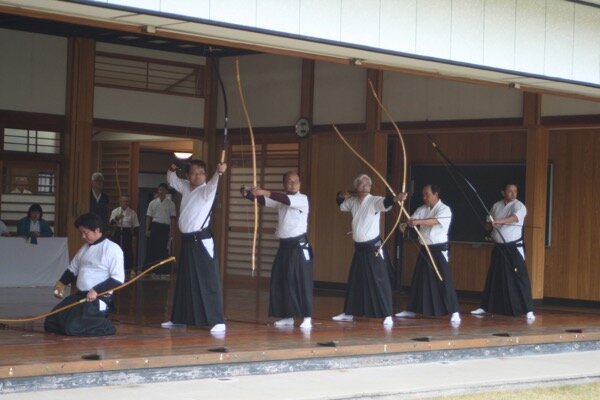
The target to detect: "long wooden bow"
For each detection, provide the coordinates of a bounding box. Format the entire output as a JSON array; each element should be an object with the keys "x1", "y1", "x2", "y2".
[
  {"x1": 333, "y1": 124, "x2": 442, "y2": 281},
  {"x1": 234, "y1": 58, "x2": 258, "y2": 273},
  {"x1": 0, "y1": 256, "x2": 176, "y2": 324},
  {"x1": 367, "y1": 79, "x2": 406, "y2": 253}
]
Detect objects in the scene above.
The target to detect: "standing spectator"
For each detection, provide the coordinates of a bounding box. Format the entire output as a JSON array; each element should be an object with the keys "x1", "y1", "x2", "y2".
[
  {"x1": 145, "y1": 183, "x2": 176, "y2": 275},
  {"x1": 110, "y1": 196, "x2": 140, "y2": 278},
  {"x1": 90, "y1": 172, "x2": 110, "y2": 228}
]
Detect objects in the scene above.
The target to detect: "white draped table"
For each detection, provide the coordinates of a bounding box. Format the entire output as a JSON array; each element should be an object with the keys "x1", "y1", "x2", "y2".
[{"x1": 0, "y1": 237, "x2": 69, "y2": 287}]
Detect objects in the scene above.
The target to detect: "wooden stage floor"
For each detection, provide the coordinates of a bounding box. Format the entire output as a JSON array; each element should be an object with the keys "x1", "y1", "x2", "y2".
[{"x1": 2, "y1": 278, "x2": 600, "y2": 391}]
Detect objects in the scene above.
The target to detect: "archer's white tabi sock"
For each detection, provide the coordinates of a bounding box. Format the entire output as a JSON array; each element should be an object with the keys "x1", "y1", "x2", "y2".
[
  {"x1": 526, "y1": 311, "x2": 536, "y2": 321},
  {"x1": 300, "y1": 317, "x2": 312, "y2": 329},
  {"x1": 210, "y1": 323, "x2": 226, "y2": 333},
  {"x1": 450, "y1": 312, "x2": 461, "y2": 323},
  {"x1": 161, "y1": 321, "x2": 185, "y2": 329},
  {"x1": 332, "y1": 313, "x2": 353, "y2": 322},
  {"x1": 274, "y1": 318, "x2": 294, "y2": 327},
  {"x1": 470, "y1": 308, "x2": 486, "y2": 315},
  {"x1": 383, "y1": 316, "x2": 394, "y2": 326},
  {"x1": 395, "y1": 310, "x2": 416, "y2": 318}
]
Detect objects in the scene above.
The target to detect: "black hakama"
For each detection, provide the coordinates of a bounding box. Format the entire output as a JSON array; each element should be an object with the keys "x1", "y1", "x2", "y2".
[
  {"x1": 479, "y1": 243, "x2": 534, "y2": 316},
  {"x1": 406, "y1": 243, "x2": 459, "y2": 316},
  {"x1": 170, "y1": 230, "x2": 224, "y2": 326},
  {"x1": 269, "y1": 234, "x2": 313, "y2": 318},
  {"x1": 343, "y1": 237, "x2": 393, "y2": 318},
  {"x1": 145, "y1": 221, "x2": 171, "y2": 274},
  {"x1": 44, "y1": 292, "x2": 115, "y2": 336},
  {"x1": 112, "y1": 227, "x2": 134, "y2": 273}
]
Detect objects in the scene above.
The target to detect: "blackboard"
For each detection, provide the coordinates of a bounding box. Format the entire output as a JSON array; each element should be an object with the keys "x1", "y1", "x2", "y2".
[{"x1": 408, "y1": 163, "x2": 552, "y2": 244}]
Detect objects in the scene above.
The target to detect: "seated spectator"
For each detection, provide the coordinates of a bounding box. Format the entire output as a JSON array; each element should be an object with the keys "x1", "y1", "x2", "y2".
[
  {"x1": 11, "y1": 176, "x2": 32, "y2": 194},
  {"x1": 0, "y1": 219, "x2": 9, "y2": 236},
  {"x1": 17, "y1": 203, "x2": 53, "y2": 238}
]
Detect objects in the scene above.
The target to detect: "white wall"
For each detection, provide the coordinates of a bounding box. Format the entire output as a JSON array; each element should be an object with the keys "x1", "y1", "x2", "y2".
[
  {"x1": 542, "y1": 95, "x2": 600, "y2": 117},
  {"x1": 218, "y1": 54, "x2": 302, "y2": 129},
  {"x1": 313, "y1": 61, "x2": 366, "y2": 125},
  {"x1": 94, "y1": 87, "x2": 205, "y2": 127},
  {"x1": 0, "y1": 28, "x2": 67, "y2": 115},
  {"x1": 383, "y1": 72, "x2": 523, "y2": 121},
  {"x1": 101, "y1": 0, "x2": 600, "y2": 86},
  {"x1": 94, "y1": 43, "x2": 207, "y2": 127}
]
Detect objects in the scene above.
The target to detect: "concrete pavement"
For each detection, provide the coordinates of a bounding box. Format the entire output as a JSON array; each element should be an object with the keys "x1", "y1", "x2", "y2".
[{"x1": 3, "y1": 350, "x2": 600, "y2": 399}]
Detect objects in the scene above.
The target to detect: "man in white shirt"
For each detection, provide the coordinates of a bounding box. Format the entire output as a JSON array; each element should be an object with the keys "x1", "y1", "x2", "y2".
[
  {"x1": 241, "y1": 172, "x2": 313, "y2": 329},
  {"x1": 332, "y1": 174, "x2": 406, "y2": 327},
  {"x1": 109, "y1": 196, "x2": 140, "y2": 277},
  {"x1": 44, "y1": 212, "x2": 124, "y2": 336},
  {"x1": 396, "y1": 184, "x2": 461, "y2": 324},
  {"x1": 145, "y1": 183, "x2": 176, "y2": 275},
  {"x1": 471, "y1": 183, "x2": 535, "y2": 321},
  {"x1": 161, "y1": 160, "x2": 227, "y2": 334}
]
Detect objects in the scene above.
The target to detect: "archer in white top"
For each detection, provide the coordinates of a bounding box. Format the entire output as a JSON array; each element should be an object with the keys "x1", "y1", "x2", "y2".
[
  {"x1": 167, "y1": 166, "x2": 222, "y2": 234},
  {"x1": 488, "y1": 184, "x2": 527, "y2": 257},
  {"x1": 410, "y1": 198, "x2": 452, "y2": 246}
]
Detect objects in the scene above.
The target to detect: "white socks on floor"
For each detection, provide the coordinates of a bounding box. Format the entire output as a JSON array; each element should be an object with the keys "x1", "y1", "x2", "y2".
[
  {"x1": 332, "y1": 313, "x2": 354, "y2": 322},
  {"x1": 395, "y1": 310, "x2": 416, "y2": 318},
  {"x1": 383, "y1": 316, "x2": 393, "y2": 326},
  {"x1": 470, "y1": 308, "x2": 486, "y2": 315},
  {"x1": 450, "y1": 312, "x2": 461, "y2": 323},
  {"x1": 274, "y1": 318, "x2": 294, "y2": 327},
  {"x1": 273, "y1": 317, "x2": 312, "y2": 328},
  {"x1": 210, "y1": 323, "x2": 226, "y2": 333},
  {"x1": 526, "y1": 311, "x2": 536, "y2": 321},
  {"x1": 300, "y1": 317, "x2": 312, "y2": 329},
  {"x1": 161, "y1": 321, "x2": 185, "y2": 329}
]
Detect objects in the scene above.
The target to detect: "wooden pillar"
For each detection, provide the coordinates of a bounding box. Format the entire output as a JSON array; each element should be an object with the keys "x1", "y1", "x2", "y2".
[
  {"x1": 299, "y1": 59, "x2": 314, "y2": 195},
  {"x1": 62, "y1": 37, "x2": 96, "y2": 257},
  {"x1": 523, "y1": 92, "x2": 548, "y2": 299}
]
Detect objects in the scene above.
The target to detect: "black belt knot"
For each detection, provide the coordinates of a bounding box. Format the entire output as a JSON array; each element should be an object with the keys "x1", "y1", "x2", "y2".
[
  {"x1": 182, "y1": 228, "x2": 212, "y2": 242},
  {"x1": 279, "y1": 234, "x2": 308, "y2": 248},
  {"x1": 420, "y1": 242, "x2": 449, "y2": 251},
  {"x1": 354, "y1": 237, "x2": 381, "y2": 251}
]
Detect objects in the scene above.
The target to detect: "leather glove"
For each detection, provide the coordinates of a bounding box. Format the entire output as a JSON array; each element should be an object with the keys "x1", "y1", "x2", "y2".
[{"x1": 53, "y1": 281, "x2": 66, "y2": 299}]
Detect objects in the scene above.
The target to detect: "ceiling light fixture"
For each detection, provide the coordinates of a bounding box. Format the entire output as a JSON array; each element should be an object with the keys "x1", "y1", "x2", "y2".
[{"x1": 174, "y1": 152, "x2": 193, "y2": 159}]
